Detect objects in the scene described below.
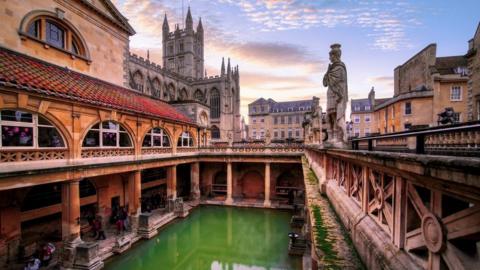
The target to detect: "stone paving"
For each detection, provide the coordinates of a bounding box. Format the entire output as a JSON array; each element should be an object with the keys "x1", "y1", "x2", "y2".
[{"x1": 302, "y1": 157, "x2": 364, "y2": 270}]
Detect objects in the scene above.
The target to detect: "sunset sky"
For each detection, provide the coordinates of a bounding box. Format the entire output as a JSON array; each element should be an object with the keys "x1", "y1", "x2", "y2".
[{"x1": 112, "y1": 0, "x2": 479, "y2": 121}]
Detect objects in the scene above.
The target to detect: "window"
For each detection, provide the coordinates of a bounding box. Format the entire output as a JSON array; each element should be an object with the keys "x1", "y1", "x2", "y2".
[
  {"x1": 210, "y1": 89, "x2": 220, "y2": 118},
  {"x1": 365, "y1": 105, "x2": 371, "y2": 110},
  {"x1": 0, "y1": 110, "x2": 65, "y2": 148},
  {"x1": 288, "y1": 116, "x2": 292, "y2": 124},
  {"x1": 261, "y1": 106, "x2": 265, "y2": 112},
  {"x1": 46, "y1": 20, "x2": 64, "y2": 49},
  {"x1": 82, "y1": 121, "x2": 132, "y2": 148},
  {"x1": 252, "y1": 131, "x2": 257, "y2": 138},
  {"x1": 365, "y1": 128, "x2": 370, "y2": 136},
  {"x1": 295, "y1": 129, "x2": 300, "y2": 137},
  {"x1": 211, "y1": 126, "x2": 220, "y2": 139},
  {"x1": 354, "y1": 105, "x2": 360, "y2": 111},
  {"x1": 274, "y1": 116, "x2": 278, "y2": 125},
  {"x1": 365, "y1": 114, "x2": 371, "y2": 123},
  {"x1": 274, "y1": 131, "x2": 278, "y2": 138},
  {"x1": 24, "y1": 16, "x2": 87, "y2": 58},
  {"x1": 252, "y1": 118, "x2": 256, "y2": 124},
  {"x1": 450, "y1": 86, "x2": 462, "y2": 101},
  {"x1": 132, "y1": 71, "x2": 144, "y2": 92},
  {"x1": 260, "y1": 118, "x2": 264, "y2": 123},
  {"x1": 404, "y1": 123, "x2": 412, "y2": 130},
  {"x1": 405, "y1": 102, "x2": 412, "y2": 115},
  {"x1": 281, "y1": 130, "x2": 285, "y2": 138},
  {"x1": 260, "y1": 129, "x2": 265, "y2": 138},
  {"x1": 288, "y1": 129, "x2": 292, "y2": 138},
  {"x1": 177, "y1": 131, "x2": 194, "y2": 147},
  {"x1": 354, "y1": 115, "x2": 360, "y2": 123},
  {"x1": 179, "y1": 41, "x2": 184, "y2": 52},
  {"x1": 194, "y1": 90, "x2": 204, "y2": 102},
  {"x1": 280, "y1": 116, "x2": 285, "y2": 124},
  {"x1": 252, "y1": 107, "x2": 257, "y2": 113},
  {"x1": 142, "y1": 128, "x2": 170, "y2": 147},
  {"x1": 453, "y1": 113, "x2": 461, "y2": 123},
  {"x1": 354, "y1": 128, "x2": 360, "y2": 137},
  {"x1": 168, "y1": 44, "x2": 174, "y2": 55},
  {"x1": 295, "y1": 115, "x2": 300, "y2": 124}
]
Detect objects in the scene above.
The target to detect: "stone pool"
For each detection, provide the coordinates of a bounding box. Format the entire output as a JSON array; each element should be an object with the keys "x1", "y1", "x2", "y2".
[{"x1": 104, "y1": 206, "x2": 302, "y2": 270}]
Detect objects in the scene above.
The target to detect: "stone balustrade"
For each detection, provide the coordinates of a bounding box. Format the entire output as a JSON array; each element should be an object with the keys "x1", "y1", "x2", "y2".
[
  {"x1": 305, "y1": 147, "x2": 480, "y2": 270},
  {"x1": 0, "y1": 149, "x2": 68, "y2": 163}
]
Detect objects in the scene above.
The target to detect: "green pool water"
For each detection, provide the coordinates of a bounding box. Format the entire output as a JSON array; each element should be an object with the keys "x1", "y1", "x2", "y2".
[{"x1": 104, "y1": 206, "x2": 302, "y2": 270}]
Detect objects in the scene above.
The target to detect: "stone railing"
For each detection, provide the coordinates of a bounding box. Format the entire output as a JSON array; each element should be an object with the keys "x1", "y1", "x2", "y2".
[
  {"x1": 199, "y1": 144, "x2": 304, "y2": 155},
  {"x1": 351, "y1": 121, "x2": 480, "y2": 156},
  {"x1": 0, "y1": 149, "x2": 68, "y2": 163},
  {"x1": 176, "y1": 147, "x2": 198, "y2": 153},
  {"x1": 305, "y1": 147, "x2": 480, "y2": 270},
  {"x1": 141, "y1": 147, "x2": 173, "y2": 155},
  {"x1": 81, "y1": 148, "x2": 134, "y2": 158}
]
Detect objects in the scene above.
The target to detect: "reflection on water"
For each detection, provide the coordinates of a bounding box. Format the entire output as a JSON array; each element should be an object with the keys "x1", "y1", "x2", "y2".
[{"x1": 104, "y1": 206, "x2": 301, "y2": 270}]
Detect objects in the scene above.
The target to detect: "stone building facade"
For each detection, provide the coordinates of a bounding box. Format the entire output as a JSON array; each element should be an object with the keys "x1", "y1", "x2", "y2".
[
  {"x1": 350, "y1": 88, "x2": 388, "y2": 137},
  {"x1": 467, "y1": 23, "x2": 480, "y2": 121},
  {"x1": 248, "y1": 98, "x2": 315, "y2": 141},
  {"x1": 127, "y1": 10, "x2": 242, "y2": 142}
]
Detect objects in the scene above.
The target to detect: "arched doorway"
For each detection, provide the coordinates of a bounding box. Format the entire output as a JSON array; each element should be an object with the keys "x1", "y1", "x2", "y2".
[{"x1": 241, "y1": 171, "x2": 264, "y2": 199}]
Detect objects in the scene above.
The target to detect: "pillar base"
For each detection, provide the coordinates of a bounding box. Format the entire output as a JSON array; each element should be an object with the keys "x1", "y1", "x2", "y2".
[
  {"x1": 72, "y1": 242, "x2": 104, "y2": 270},
  {"x1": 113, "y1": 236, "x2": 132, "y2": 254},
  {"x1": 263, "y1": 200, "x2": 271, "y2": 208},
  {"x1": 225, "y1": 197, "x2": 233, "y2": 205},
  {"x1": 137, "y1": 213, "x2": 158, "y2": 239}
]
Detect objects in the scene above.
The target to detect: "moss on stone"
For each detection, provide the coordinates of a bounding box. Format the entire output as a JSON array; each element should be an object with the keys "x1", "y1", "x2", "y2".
[{"x1": 311, "y1": 204, "x2": 338, "y2": 263}]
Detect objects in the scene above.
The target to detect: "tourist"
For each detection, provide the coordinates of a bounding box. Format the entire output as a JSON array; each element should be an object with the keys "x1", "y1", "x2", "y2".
[
  {"x1": 116, "y1": 218, "x2": 124, "y2": 235},
  {"x1": 24, "y1": 257, "x2": 40, "y2": 270},
  {"x1": 94, "y1": 219, "x2": 106, "y2": 240},
  {"x1": 40, "y1": 243, "x2": 55, "y2": 267}
]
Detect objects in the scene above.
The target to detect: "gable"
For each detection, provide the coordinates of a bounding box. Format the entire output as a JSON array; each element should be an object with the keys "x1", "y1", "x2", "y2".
[{"x1": 80, "y1": 0, "x2": 135, "y2": 35}]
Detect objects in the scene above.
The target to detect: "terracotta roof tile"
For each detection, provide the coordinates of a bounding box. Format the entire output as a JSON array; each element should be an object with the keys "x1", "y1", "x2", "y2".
[{"x1": 0, "y1": 47, "x2": 192, "y2": 124}]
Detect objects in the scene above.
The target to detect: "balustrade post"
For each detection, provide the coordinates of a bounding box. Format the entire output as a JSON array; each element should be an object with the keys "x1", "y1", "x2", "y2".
[
  {"x1": 393, "y1": 176, "x2": 406, "y2": 248},
  {"x1": 361, "y1": 166, "x2": 369, "y2": 213}
]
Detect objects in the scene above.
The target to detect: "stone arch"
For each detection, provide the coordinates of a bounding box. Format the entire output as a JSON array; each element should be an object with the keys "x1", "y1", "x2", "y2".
[
  {"x1": 194, "y1": 89, "x2": 204, "y2": 102},
  {"x1": 80, "y1": 120, "x2": 136, "y2": 149},
  {"x1": 164, "y1": 83, "x2": 175, "y2": 101},
  {"x1": 150, "y1": 77, "x2": 161, "y2": 98},
  {"x1": 240, "y1": 171, "x2": 264, "y2": 199},
  {"x1": 179, "y1": 88, "x2": 188, "y2": 101},
  {"x1": 0, "y1": 108, "x2": 71, "y2": 150},
  {"x1": 141, "y1": 127, "x2": 172, "y2": 147},
  {"x1": 19, "y1": 10, "x2": 91, "y2": 59},
  {"x1": 132, "y1": 70, "x2": 144, "y2": 92}
]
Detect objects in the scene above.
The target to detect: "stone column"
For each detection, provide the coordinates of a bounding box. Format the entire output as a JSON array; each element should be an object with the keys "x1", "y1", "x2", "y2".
[
  {"x1": 128, "y1": 170, "x2": 141, "y2": 232},
  {"x1": 61, "y1": 180, "x2": 81, "y2": 245},
  {"x1": 225, "y1": 162, "x2": 233, "y2": 205},
  {"x1": 191, "y1": 162, "x2": 201, "y2": 202},
  {"x1": 264, "y1": 162, "x2": 271, "y2": 207},
  {"x1": 167, "y1": 165, "x2": 177, "y2": 200}
]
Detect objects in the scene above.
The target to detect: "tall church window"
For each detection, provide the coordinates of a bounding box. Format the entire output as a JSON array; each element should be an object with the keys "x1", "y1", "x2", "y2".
[
  {"x1": 0, "y1": 110, "x2": 65, "y2": 148},
  {"x1": 142, "y1": 128, "x2": 170, "y2": 147},
  {"x1": 151, "y1": 78, "x2": 161, "y2": 98},
  {"x1": 179, "y1": 89, "x2": 188, "y2": 100},
  {"x1": 132, "y1": 71, "x2": 144, "y2": 92},
  {"x1": 82, "y1": 121, "x2": 132, "y2": 148},
  {"x1": 210, "y1": 88, "x2": 220, "y2": 119},
  {"x1": 211, "y1": 125, "x2": 220, "y2": 139}
]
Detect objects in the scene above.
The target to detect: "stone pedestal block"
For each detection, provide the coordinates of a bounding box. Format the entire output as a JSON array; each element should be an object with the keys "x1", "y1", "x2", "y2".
[
  {"x1": 72, "y1": 242, "x2": 103, "y2": 270},
  {"x1": 137, "y1": 213, "x2": 158, "y2": 239},
  {"x1": 113, "y1": 236, "x2": 131, "y2": 254}
]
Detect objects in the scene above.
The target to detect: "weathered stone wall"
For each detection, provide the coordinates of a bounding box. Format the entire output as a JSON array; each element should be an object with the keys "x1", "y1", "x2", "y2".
[
  {"x1": 467, "y1": 23, "x2": 480, "y2": 120},
  {"x1": 394, "y1": 44, "x2": 436, "y2": 96}
]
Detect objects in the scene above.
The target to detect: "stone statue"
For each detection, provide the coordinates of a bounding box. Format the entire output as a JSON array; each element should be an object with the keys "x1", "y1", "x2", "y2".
[
  {"x1": 302, "y1": 97, "x2": 324, "y2": 145},
  {"x1": 323, "y1": 43, "x2": 348, "y2": 145}
]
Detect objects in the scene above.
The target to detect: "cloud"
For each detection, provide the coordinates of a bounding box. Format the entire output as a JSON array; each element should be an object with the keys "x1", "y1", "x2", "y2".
[{"x1": 217, "y1": 0, "x2": 421, "y2": 51}]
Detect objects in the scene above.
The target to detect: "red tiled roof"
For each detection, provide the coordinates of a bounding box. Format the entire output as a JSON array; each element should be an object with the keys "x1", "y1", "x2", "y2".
[{"x1": 0, "y1": 47, "x2": 192, "y2": 124}]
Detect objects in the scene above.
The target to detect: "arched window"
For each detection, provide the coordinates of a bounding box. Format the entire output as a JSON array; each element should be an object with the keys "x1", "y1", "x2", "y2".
[
  {"x1": 132, "y1": 71, "x2": 144, "y2": 92},
  {"x1": 210, "y1": 88, "x2": 220, "y2": 118},
  {"x1": 151, "y1": 78, "x2": 161, "y2": 98},
  {"x1": 211, "y1": 125, "x2": 220, "y2": 139},
  {"x1": 177, "y1": 131, "x2": 194, "y2": 147},
  {"x1": 179, "y1": 88, "x2": 188, "y2": 100},
  {"x1": 0, "y1": 110, "x2": 65, "y2": 148},
  {"x1": 164, "y1": 84, "x2": 175, "y2": 101},
  {"x1": 142, "y1": 128, "x2": 170, "y2": 147},
  {"x1": 194, "y1": 89, "x2": 204, "y2": 102},
  {"x1": 82, "y1": 121, "x2": 132, "y2": 148},
  {"x1": 23, "y1": 15, "x2": 88, "y2": 58}
]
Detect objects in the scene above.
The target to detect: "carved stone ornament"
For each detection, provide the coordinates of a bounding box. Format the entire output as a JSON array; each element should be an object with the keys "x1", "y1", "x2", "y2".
[{"x1": 421, "y1": 213, "x2": 445, "y2": 253}]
